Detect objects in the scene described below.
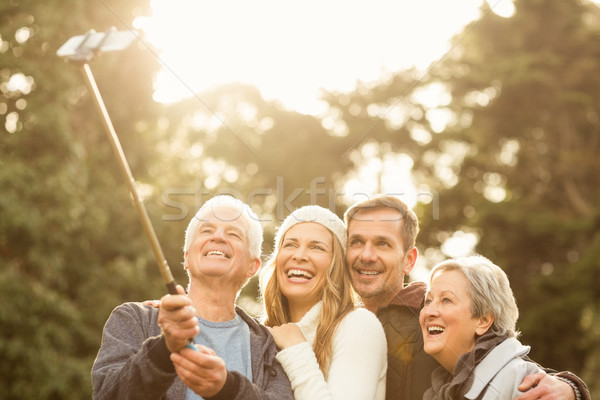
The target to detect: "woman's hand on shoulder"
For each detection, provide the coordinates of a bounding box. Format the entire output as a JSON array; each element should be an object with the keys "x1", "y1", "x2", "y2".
[{"x1": 267, "y1": 323, "x2": 306, "y2": 350}]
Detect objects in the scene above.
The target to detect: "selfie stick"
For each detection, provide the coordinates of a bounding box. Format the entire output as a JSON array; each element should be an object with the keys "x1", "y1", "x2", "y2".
[{"x1": 57, "y1": 29, "x2": 178, "y2": 295}]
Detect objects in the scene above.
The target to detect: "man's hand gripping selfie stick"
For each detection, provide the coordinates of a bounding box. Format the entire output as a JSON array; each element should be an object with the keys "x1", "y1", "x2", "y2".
[{"x1": 57, "y1": 29, "x2": 179, "y2": 295}]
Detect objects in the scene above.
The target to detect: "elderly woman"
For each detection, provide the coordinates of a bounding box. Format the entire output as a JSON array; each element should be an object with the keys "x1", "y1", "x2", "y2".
[
  {"x1": 260, "y1": 205, "x2": 387, "y2": 400},
  {"x1": 419, "y1": 255, "x2": 543, "y2": 400}
]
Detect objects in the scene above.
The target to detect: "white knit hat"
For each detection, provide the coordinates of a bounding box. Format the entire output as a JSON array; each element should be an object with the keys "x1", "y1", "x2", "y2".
[{"x1": 273, "y1": 205, "x2": 347, "y2": 253}]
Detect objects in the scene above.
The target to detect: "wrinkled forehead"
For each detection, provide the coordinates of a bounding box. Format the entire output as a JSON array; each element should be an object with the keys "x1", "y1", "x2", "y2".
[{"x1": 196, "y1": 205, "x2": 249, "y2": 229}]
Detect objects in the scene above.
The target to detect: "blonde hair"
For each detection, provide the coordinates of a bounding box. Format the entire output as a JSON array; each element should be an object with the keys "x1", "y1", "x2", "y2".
[{"x1": 259, "y1": 228, "x2": 356, "y2": 375}]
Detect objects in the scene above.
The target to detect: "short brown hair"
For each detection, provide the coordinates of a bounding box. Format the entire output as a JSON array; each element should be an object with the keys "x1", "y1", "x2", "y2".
[{"x1": 344, "y1": 195, "x2": 419, "y2": 250}]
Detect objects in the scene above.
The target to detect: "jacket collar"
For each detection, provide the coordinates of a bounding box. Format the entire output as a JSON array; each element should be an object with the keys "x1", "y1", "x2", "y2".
[{"x1": 388, "y1": 281, "x2": 427, "y2": 311}]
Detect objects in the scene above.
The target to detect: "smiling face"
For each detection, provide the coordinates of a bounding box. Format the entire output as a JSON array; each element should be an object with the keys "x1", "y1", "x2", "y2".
[
  {"x1": 346, "y1": 208, "x2": 417, "y2": 312},
  {"x1": 275, "y1": 222, "x2": 333, "y2": 321},
  {"x1": 419, "y1": 269, "x2": 493, "y2": 372},
  {"x1": 186, "y1": 206, "x2": 259, "y2": 291}
]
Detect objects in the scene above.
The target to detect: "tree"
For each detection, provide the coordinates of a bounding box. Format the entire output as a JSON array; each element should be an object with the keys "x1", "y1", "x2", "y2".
[
  {"x1": 0, "y1": 1, "x2": 165, "y2": 397},
  {"x1": 4, "y1": 0, "x2": 599, "y2": 396},
  {"x1": 324, "y1": 0, "x2": 600, "y2": 389},
  {"x1": 154, "y1": 83, "x2": 357, "y2": 245},
  {"x1": 426, "y1": 0, "x2": 600, "y2": 378}
]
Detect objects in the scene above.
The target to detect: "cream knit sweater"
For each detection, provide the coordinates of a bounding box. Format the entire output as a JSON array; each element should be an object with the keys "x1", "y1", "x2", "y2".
[{"x1": 275, "y1": 302, "x2": 387, "y2": 400}]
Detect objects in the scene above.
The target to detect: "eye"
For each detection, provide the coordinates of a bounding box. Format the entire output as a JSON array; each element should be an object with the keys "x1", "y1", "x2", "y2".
[
  {"x1": 283, "y1": 242, "x2": 297, "y2": 248},
  {"x1": 312, "y1": 245, "x2": 325, "y2": 251},
  {"x1": 377, "y1": 241, "x2": 391, "y2": 247},
  {"x1": 442, "y1": 297, "x2": 452, "y2": 304},
  {"x1": 424, "y1": 298, "x2": 432, "y2": 306},
  {"x1": 228, "y1": 231, "x2": 242, "y2": 239},
  {"x1": 349, "y1": 238, "x2": 362, "y2": 246}
]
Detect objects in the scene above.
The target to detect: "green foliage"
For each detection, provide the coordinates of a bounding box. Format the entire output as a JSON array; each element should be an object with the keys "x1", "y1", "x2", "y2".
[
  {"x1": 2, "y1": 0, "x2": 600, "y2": 397},
  {"x1": 153, "y1": 83, "x2": 356, "y2": 253},
  {"x1": 0, "y1": 267, "x2": 93, "y2": 399},
  {"x1": 320, "y1": 0, "x2": 600, "y2": 390},
  {"x1": 426, "y1": 0, "x2": 600, "y2": 376},
  {"x1": 431, "y1": 0, "x2": 600, "y2": 382},
  {"x1": 1, "y1": 1, "x2": 164, "y2": 398}
]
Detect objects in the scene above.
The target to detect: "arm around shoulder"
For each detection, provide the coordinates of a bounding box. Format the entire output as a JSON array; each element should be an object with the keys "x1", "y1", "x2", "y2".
[
  {"x1": 553, "y1": 371, "x2": 590, "y2": 400},
  {"x1": 520, "y1": 360, "x2": 590, "y2": 400}
]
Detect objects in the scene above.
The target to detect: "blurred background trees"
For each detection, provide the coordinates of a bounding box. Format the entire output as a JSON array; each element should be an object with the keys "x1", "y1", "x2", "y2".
[
  {"x1": 1, "y1": 0, "x2": 598, "y2": 398},
  {"x1": 0, "y1": 1, "x2": 164, "y2": 398}
]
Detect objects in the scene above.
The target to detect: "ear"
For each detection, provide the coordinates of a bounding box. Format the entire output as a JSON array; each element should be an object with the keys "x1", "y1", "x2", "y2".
[
  {"x1": 183, "y1": 251, "x2": 189, "y2": 270},
  {"x1": 475, "y1": 313, "x2": 494, "y2": 336},
  {"x1": 403, "y1": 247, "x2": 418, "y2": 274},
  {"x1": 247, "y1": 257, "x2": 261, "y2": 277}
]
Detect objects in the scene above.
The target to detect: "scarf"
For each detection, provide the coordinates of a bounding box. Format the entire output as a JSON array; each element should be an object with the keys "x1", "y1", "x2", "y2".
[{"x1": 423, "y1": 332, "x2": 509, "y2": 400}]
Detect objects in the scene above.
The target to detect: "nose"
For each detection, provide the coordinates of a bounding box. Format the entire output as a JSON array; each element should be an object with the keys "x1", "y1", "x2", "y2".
[
  {"x1": 292, "y1": 245, "x2": 308, "y2": 261},
  {"x1": 359, "y1": 242, "x2": 378, "y2": 264},
  {"x1": 210, "y1": 227, "x2": 226, "y2": 241},
  {"x1": 421, "y1": 301, "x2": 439, "y2": 318}
]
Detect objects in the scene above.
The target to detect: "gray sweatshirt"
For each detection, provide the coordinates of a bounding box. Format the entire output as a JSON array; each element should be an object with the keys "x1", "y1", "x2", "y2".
[{"x1": 92, "y1": 302, "x2": 293, "y2": 400}]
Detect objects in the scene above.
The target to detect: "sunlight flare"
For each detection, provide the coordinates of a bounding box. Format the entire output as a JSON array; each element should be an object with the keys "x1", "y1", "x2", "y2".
[{"x1": 135, "y1": 0, "x2": 484, "y2": 114}]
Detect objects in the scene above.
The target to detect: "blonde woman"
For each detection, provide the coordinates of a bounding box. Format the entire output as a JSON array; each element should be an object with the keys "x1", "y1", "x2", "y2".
[{"x1": 260, "y1": 205, "x2": 387, "y2": 400}]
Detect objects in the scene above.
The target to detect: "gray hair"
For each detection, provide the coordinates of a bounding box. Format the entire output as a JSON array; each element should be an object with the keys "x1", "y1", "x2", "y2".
[
  {"x1": 429, "y1": 255, "x2": 520, "y2": 337},
  {"x1": 184, "y1": 195, "x2": 263, "y2": 259}
]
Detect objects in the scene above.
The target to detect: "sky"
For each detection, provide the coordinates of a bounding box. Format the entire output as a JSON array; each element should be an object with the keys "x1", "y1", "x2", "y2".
[
  {"x1": 132, "y1": 0, "x2": 516, "y2": 270},
  {"x1": 135, "y1": 0, "x2": 515, "y2": 115}
]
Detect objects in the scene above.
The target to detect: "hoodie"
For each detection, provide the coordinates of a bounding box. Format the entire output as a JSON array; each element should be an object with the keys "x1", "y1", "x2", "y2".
[{"x1": 92, "y1": 302, "x2": 293, "y2": 400}]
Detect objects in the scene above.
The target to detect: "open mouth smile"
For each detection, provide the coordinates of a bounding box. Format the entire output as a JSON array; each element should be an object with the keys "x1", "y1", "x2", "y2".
[
  {"x1": 205, "y1": 250, "x2": 229, "y2": 258},
  {"x1": 286, "y1": 268, "x2": 314, "y2": 281},
  {"x1": 357, "y1": 269, "x2": 380, "y2": 276},
  {"x1": 427, "y1": 325, "x2": 445, "y2": 336}
]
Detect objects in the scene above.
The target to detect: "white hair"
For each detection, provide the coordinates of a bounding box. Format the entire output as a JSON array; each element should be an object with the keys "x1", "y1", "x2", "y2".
[
  {"x1": 429, "y1": 255, "x2": 520, "y2": 337},
  {"x1": 183, "y1": 195, "x2": 263, "y2": 259}
]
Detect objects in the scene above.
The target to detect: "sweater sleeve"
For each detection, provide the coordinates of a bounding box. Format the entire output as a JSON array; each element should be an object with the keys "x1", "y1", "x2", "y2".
[
  {"x1": 276, "y1": 309, "x2": 387, "y2": 400},
  {"x1": 554, "y1": 371, "x2": 591, "y2": 400},
  {"x1": 524, "y1": 356, "x2": 591, "y2": 400},
  {"x1": 91, "y1": 302, "x2": 180, "y2": 400}
]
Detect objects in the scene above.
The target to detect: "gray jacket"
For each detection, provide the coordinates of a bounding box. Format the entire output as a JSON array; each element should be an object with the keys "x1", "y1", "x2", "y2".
[
  {"x1": 92, "y1": 302, "x2": 293, "y2": 400},
  {"x1": 465, "y1": 337, "x2": 541, "y2": 400}
]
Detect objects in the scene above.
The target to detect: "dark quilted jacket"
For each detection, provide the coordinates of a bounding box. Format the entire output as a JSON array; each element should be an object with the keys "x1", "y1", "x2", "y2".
[{"x1": 376, "y1": 282, "x2": 439, "y2": 400}]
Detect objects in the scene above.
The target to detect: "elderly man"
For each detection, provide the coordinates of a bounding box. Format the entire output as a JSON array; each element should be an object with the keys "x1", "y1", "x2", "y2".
[
  {"x1": 344, "y1": 195, "x2": 589, "y2": 400},
  {"x1": 92, "y1": 195, "x2": 293, "y2": 400}
]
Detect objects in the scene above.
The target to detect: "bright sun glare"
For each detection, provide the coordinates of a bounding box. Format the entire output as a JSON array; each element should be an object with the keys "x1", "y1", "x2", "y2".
[
  {"x1": 133, "y1": 0, "x2": 517, "y2": 262},
  {"x1": 134, "y1": 0, "x2": 515, "y2": 115}
]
